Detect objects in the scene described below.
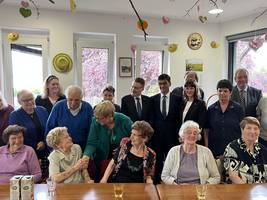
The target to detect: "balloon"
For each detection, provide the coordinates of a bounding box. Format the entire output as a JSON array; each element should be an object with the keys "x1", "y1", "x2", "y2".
[
  {"x1": 130, "y1": 44, "x2": 137, "y2": 54},
  {"x1": 21, "y1": 1, "x2": 29, "y2": 8},
  {"x1": 162, "y1": 16, "x2": 170, "y2": 24},
  {"x1": 8, "y1": 32, "x2": 19, "y2": 41},
  {"x1": 168, "y1": 43, "x2": 178, "y2": 53}
]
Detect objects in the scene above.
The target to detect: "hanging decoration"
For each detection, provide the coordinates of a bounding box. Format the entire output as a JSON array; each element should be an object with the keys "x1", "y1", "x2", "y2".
[
  {"x1": 162, "y1": 16, "x2": 170, "y2": 24},
  {"x1": 249, "y1": 37, "x2": 264, "y2": 51},
  {"x1": 184, "y1": 0, "x2": 226, "y2": 21},
  {"x1": 210, "y1": 41, "x2": 220, "y2": 48},
  {"x1": 0, "y1": 0, "x2": 55, "y2": 18},
  {"x1": 7, "y1": 32, "x2": 19, "y2": 41},
  {"x1": 137, "y1": 19, "x2": 148, "y2": 30},
  {"x1": 130, "y1": 44, "x2": 137, "y2": 54},
  {"x1": 168, "y1": 43, "x2": 178, "y2": 53},
  {"x1": 128, "y1": 0, "x2": 148, "y2": 41},
  {"x1": 198, "y1": 16, "x2": 208, "y2": 23},
  {"x1": 70, "y1": 0, "x2": 76, "y2": 12}
]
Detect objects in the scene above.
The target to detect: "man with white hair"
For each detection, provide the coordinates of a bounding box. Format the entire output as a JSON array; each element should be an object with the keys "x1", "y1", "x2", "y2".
[{"x1": 46, "y1": 85, "x2": 93, "y2": 151}]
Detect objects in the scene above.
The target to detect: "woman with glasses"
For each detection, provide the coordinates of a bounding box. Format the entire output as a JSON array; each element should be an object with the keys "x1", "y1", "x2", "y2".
[
  {"x1": 100, "y1": 121, "x2": 156, "y2": 183},
  {"x1": 9, "y1": 89, "x2": 49, "y2": 179},
  {"x1": 83, "y1": 101, "x2": 132, "y2": 181},
  {"x1": 35, "y1": 75, "x2": 66, "y2": 114}
]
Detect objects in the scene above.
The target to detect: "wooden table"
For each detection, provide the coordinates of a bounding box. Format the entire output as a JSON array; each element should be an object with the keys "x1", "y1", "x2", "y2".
[
  {"x1": 156, "y1": 183, "x2": 267, "y2": 200},
  {"x1": 0, "y1": 183, "x2": 159, "y2": 200}
]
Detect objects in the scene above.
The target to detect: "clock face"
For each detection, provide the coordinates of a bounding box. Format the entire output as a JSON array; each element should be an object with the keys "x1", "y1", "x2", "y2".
[{"x1": 187, "y1": 33, "x2": 203, "y2": 50}]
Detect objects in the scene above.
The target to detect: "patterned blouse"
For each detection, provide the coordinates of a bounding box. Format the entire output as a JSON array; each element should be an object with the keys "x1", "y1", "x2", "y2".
[
  {"x1": 224, "y1": 138, "x2": 267, "y2": 183},
  {"x1": 112, "y1": 137, "x2": 156, "y2": 182}
]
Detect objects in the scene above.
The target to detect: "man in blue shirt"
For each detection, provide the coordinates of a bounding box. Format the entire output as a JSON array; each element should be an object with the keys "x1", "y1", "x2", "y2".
[{"x1": 46, "y1": 85, "x2": 93, "y2": 151}]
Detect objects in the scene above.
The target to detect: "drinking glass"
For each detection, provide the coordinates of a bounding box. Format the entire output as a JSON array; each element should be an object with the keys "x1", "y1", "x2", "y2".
[
  {"x1": 196, "y1": 184, "x2": 207, "y2": 200},
  {"x1": 46, "y1": 177, "x2": 56, "y2": 197},
  {"x1": 113, "y1": 184, "x2": 124, "y2": 199}
]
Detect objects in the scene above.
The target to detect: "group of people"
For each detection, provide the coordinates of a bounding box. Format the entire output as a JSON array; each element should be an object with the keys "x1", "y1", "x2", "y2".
[{"x1": 0, "y1": 68, "x2": 266, "y2": 186}]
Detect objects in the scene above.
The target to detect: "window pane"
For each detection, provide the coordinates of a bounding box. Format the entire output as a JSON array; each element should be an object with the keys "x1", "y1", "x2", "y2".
[
  {"x1": 235, "y1": 35, "x2": 267, "y2": 94},
  {"x1": 11, "y1": 45, "x2": 43, "y2": 108},
  {"x1": 82, "y1": 48, "x2": 108, "y2": 106},
  {"x1": 140, "y1": 50, "x2": 162, "y2": 96}
]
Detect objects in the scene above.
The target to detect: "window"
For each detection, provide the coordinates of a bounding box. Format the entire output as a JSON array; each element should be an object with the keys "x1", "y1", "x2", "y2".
[
  {"x1": 1, "y1": 30, "x2": 49, "y2": 106},
  {"x1": 227, "y1": 29, "x2": 267, "y2": 95},
  {"x1": 135, "y1": 36, "x2": 169, "y2": 96},
  {"x1": 75, "y1": 34, "x2": 115, "y2": 106}
]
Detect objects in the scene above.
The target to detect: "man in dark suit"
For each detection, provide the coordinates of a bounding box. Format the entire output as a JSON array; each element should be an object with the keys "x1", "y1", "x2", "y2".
[
  {"x1": 121, "y1": 77, "x2": 151, "y2": 122},
  {"x1": 172, "y1": 71, "x2": 204, "y2": 100},
  {"x1": 151, "y1": 74, "x2": 184, "y2": 183},
  {"x1": 231, "y1": 68, "x2": 262, "y2": 117}
]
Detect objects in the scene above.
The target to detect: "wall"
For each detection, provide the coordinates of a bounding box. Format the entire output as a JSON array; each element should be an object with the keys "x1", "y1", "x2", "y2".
[{"x1": 1, "y1": 5, "x2": 266, "y2": 104}]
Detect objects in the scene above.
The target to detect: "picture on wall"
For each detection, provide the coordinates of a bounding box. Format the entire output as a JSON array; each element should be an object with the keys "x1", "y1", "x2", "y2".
[
  {"x1": 119, "y1": 57, "x2": 132, "y2": 77},
  {"x1": 185, "y1": 59, "x2": 203, "y2": 72}
]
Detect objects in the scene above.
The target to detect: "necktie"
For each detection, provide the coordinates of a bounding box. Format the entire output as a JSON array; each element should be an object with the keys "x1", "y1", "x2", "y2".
[
  {"x1": 136, "y1": 97, "x2": 142, "y2": 118},
  {"x1": 240, "y1": 90, "x2": 246, "y2": 111},
  {"x1": 162, "y1": 95, "x2": 167, "y2": 118}
]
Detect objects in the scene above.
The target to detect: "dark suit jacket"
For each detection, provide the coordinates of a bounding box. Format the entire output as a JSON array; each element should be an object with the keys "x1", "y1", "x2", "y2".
[
  {"x1": 121, "y1": 94, "x2": 152, "y2": 122},
  {"x1": 183, "y1": 98, "x2": 207, "y2": 129},
  {"x1": 172, "y1": 86, "x2": 205, "y2": 100},
  {"x1": 151, "y1": 93, "x2": 184, "y2": 149},
  {"x1": 231, "y1": 85, "x2": 262, "y2": 117}
]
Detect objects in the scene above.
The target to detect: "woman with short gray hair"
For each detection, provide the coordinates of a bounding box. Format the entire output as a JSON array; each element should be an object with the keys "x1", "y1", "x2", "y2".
[
  {"x1": 161, "y1": 120, "x2": 220, "y2": 185},
  {"x1": 47, "y1": 127, "x2": 93, "y2": 183}
]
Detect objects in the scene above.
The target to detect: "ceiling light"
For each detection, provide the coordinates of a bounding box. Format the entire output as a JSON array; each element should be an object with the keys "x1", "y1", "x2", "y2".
[{"x1": 208, "y1": 8, "x2": 223, "y2": 14}]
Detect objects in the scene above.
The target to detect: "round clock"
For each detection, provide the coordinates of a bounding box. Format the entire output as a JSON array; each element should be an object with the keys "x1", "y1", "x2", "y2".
[{"x1": 187, "y1": 32, "x2": 203, "y2": 50}]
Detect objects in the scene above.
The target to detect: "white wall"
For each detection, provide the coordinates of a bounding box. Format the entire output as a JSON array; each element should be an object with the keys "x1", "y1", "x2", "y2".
[{"x1": 0, "y1": 5, "x2": 266, "y2": 104}]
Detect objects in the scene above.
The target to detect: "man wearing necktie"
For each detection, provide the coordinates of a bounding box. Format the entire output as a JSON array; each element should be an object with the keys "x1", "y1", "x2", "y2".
[
  {"x1": 121, "y1": 78, "x2": 152, "y2": 123},
  {"x1": 151, "y1": 74, "x2": 184, "y2": 183},
  {"x1": 231, "y1": 68, "x2": 262, "y2": 117}
]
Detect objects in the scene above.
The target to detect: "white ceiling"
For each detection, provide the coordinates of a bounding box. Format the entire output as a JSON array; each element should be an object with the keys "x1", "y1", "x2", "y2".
[{"x1": 2, "y1": 0, "x2": 267, "y2": 23}]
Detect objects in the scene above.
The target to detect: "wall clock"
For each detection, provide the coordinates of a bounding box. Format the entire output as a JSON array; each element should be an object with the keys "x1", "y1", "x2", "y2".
[{"x1": 187, "y1": 32, "x2": 203, "y2": 50}]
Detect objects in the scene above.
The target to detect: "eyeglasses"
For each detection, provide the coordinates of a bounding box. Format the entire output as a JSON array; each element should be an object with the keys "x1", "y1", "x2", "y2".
[{"x1": 20, "y1": 98, "x2": 34, "y2": 103}]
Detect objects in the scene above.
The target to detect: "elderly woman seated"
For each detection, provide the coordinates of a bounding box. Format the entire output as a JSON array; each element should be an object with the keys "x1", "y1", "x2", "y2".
[
  {"x1": 161, "y1": 120, "x2": 220, "y2": 184},
  {"x1": 100, "y1": 121, "x2": 156, "y2": 183},
  {"x1": 46, "y1": 127, "x2": 92, "y2": 183},
  {"x1": 0, "y1": 125, "x2": 41, "y2": 183},
  {"x1": 224, "y1": 117, "x2": 267, "y2": 184}
]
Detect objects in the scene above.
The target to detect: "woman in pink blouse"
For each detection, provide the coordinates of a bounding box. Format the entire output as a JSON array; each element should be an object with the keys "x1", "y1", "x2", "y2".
[{"x1": 0, "y1": 125, "x2": 41, "y2": 183}]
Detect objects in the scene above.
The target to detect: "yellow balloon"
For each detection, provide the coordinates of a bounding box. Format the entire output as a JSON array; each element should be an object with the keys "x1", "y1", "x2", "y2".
[
  {"x1": 8, "y1": 32, "x2": 19, "y2": 41},
  {"x1": 168, "y1": 43, "x2": 178, "y2": 53},
  {"x1": 210, "y1": 41, "x2": 220, "y2": 48}
]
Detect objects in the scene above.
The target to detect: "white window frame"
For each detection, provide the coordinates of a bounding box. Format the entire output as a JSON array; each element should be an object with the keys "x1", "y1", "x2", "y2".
[
  {"x1": 74, "y1": 33, "x2": 116, "y2": 102},
  {"x1": 1, "y1": 29, "x2": 49, "y2": 105}
]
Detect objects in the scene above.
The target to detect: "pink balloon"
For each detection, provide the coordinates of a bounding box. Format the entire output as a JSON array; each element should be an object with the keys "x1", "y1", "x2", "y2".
[
  {"x1": 130, "y1": 44, "x2": 137, "y2": 54},
  {"x1": 162, "y1": 16, "x2": 170, "y2": 24}
]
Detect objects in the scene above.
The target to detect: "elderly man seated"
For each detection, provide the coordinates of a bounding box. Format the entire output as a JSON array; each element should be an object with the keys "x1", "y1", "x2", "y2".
[
  {"x1": 46, "y1": 127, "x2": 92, "y2": 183},
  {"x1": 224, "y1": 117, "x2": 267, "y2": 184}
]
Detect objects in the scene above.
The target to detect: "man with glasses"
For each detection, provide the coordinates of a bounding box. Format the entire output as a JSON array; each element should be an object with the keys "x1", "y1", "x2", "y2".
[{"x1": 121, "y1": 77, "x2": 152, "y2": 123}]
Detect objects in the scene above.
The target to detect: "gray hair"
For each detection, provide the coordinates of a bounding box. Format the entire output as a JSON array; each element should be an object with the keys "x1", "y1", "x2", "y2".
[
  {"x1": 46, "y1": 127, "x2": 68, "y2": 149},
  {"x1": 17, "y1": 89, "x2": 34, "y2": 104},
  {"x1": 178, "y1": 120, "x2": 201, "y2": 140},
  {"x1": 0, "y1": 91, "x2": 8, "y2": 108},
  {"x1": 65, "y1": 85, "x2": 83, "y2": 99}
]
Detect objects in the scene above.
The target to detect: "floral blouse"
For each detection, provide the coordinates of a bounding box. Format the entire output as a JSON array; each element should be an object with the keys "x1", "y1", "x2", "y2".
[
  {"x1": 224, "y1": 138, "x2": 267, "y2": 183},
  {"x1": 112, "y1": 137, "x2": 156, "y2": 182}
]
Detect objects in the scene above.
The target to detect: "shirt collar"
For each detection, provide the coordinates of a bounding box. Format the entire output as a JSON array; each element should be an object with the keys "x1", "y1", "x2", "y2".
[
  {"x1": 237, "y1": 85, "x2": 248, "y2": 92},
  {"x1": 54, "y1": 145, "x2": 75, "y2": 160},
  {"x1": 67, "y1": 101, "x2": 82, "y2": 112},
  {"x1": 2, "y1": 145, "x2": 25, "y2": 154},
  {"x1": 161, "y1": 91, "x2": 170, "y2": 99}
]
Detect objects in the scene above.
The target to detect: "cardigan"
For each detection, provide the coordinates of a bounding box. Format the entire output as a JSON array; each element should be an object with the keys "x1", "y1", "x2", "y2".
[
  {"x1": 161, "y1": 145, "x2": 220, "y2": 184},
  {"x1": 0, "y1": 105, "x2": 14, "y2": 146}
]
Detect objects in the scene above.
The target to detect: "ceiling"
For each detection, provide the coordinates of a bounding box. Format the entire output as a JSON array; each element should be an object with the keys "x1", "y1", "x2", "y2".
[{"x1": 2, "y1": 0, "x2": 267, "y2": 23}]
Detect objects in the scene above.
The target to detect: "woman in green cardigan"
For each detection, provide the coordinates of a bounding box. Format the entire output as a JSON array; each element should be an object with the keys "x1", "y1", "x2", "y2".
[{"x1": 83, "y1": 100, "x2": 133, "y2": 181}]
